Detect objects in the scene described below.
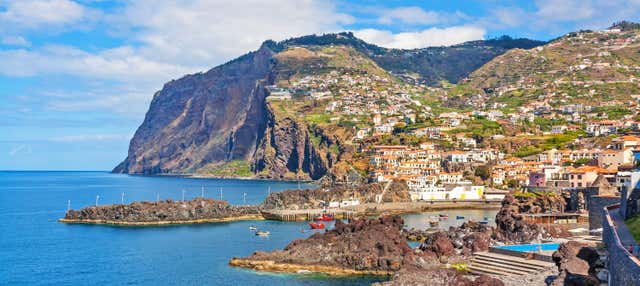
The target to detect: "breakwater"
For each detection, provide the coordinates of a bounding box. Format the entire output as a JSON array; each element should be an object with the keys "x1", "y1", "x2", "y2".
[
  {"x1": 60, "y1": 198, "x2": 262, "y2": 225},
  {"x1": 62, "y1": 199, "x2": 503, "y2": 225}
]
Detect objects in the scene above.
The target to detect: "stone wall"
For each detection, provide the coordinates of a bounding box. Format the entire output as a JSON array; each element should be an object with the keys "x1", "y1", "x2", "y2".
[
  {"x1": 565, "y1": 188, "x2": 599, "y2": 212},
  {"x1": 602, "y1": 205, "x2": 640, "y2": 285},
  {"x1": 625, "y1": 188, "x2": 640, "y2": 219},
  {"x1": 588, "y1": 195, "x2": 619, "y2": 230}
]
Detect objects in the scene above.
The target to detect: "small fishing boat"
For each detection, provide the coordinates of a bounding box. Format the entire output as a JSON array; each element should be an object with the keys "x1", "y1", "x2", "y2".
[
  {"x1": 313, "y1": 214, "x2": 335, "y2": 221},
  {"x1": 249, "y1": 226, "x2": 257, "y2": 231},
  {"x1": 456, "y1": 216, "x2": 465, "y2": 220},
  {"x1": 438, "y1": 214, "x2": 449, "y2": 219},
  {"x1": 255, "y1": 231, "x2": 270, "y2": 237},
  {"x1": 428, "y1": 216, "x2": 440, "y2": 227},
  {"x1": 309, "y1": 222, "x2": 325, "y2": 229},
  {"x1": 479, "y1": 221, "x2": 489, "y2": 225}
]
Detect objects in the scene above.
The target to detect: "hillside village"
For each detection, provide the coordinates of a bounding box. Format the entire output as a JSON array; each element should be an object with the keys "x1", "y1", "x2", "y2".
[{"x1": 263, "y1": 26, "x2": 640, "y2": 202}]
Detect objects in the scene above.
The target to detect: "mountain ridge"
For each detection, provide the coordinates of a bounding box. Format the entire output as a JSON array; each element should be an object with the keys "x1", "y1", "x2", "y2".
[{"x1": 112, "y1": 31, "x2": 547, "y2": 180}]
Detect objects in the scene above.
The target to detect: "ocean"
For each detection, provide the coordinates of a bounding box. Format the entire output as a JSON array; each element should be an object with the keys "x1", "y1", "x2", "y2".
[{"x1": 0, "y1": 171, "x2": 496, "y2": 285}]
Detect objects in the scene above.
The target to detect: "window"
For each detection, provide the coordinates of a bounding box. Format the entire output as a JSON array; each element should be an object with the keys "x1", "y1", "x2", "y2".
[
  {"x1": 578, "y1": 183, "x2": 582, "y2": 187},
  {"x1": 578, "y1": 175, "x2": 582, "y2": 180}
]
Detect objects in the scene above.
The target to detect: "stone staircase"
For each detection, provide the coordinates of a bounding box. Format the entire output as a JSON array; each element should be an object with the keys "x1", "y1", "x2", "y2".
[{"x1": 469, "y1": 252, "x2": 555, "y2": 276}]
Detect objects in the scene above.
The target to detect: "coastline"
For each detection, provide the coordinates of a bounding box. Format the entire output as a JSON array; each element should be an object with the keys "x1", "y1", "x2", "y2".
[
  {"x1": 355, "y1": 201, "x2": 501, "y2": 216},
  {"x1": 228, "y1": 258, "x2": 394, "y2": 276},
  {"x1": 118, "y1": 171, "x2": 317, "y2": 183},
  {"x1": 58, "y1": 214, "x2": 265, "y2": 226}
]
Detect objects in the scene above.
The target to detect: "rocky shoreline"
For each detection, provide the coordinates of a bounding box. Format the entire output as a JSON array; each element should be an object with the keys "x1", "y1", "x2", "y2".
[
  {"x1": 61, "y1": 198, "x2": 262, "y2": 225},
  {"x1": 230, "y1": 215, "x2": 506, "y2": 285},
  {"x1": 231, "y1": 216, "x2": 414, "y2": 275},
  {"x1": 228, "y1": 258, "x2": 394, "y2": 276}
]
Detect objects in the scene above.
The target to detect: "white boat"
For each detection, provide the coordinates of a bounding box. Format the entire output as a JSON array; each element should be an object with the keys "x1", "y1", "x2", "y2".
[
  {"x1": 256, "y1": 231, "x2": 270, "y2": 237},
  {"x1": 249, "y1": 226, "x2": 257, "y2": 231}
]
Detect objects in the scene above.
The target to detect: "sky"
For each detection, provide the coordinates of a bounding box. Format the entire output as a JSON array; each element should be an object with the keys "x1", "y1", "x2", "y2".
[{"x1": 1, "y1": 0, "x2": 639, "y2": 171}]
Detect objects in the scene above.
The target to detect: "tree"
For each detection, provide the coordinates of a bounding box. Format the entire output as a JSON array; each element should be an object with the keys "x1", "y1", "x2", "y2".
[{"x1": 474, "y1": 166, "x2": 491, "y2": 181}]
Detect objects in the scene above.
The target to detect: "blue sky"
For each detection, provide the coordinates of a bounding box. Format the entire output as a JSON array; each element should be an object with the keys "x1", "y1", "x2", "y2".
[{"x1": 1, "y1": 0, "x2": 639, "y2": 170}]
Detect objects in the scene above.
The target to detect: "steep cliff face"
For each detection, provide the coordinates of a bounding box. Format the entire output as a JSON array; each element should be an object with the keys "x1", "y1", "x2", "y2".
[
  {"x1": 113, "y1": 45, "x2": 275, "y2": 174},
  {"x1": 252, "y1": 106, "x2": 332, "y2": 180},
  {"x1": 113, "y1": 44, "x2": 341, "y2": 178},
  {"x1": 114, "y1": 32, "x2": 542, "y2": 179}
]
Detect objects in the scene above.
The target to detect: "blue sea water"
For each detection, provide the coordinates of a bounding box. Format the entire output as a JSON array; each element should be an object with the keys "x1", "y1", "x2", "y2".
[{"x1": 0, "y1": 171, "x2": 384, "y2": 285}]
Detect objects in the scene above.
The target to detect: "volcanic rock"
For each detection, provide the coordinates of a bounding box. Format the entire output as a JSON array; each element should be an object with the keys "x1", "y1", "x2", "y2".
[
  {"x1": 62, "y1": 198, "x2": 261, "y2": 224},
  {"x1": 551, "y1": 241, "x2": 602, "y2": 286},
  {"x1": 374, "y1": 268, "x2": 505, "y2": 286},
  {"x1": 231, "y1": 215, "x2": 414, "y2": 274},
  {"x1": 260, "y1": 180, "x2": 411, "y2": 210}
]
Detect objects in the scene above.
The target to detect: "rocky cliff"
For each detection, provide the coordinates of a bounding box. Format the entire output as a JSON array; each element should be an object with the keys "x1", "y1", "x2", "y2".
[
  {"x1": 113, "y1": 45, "x2": 275, "y2": 175},
  {"x1": 114, "y1": 32, "x2": 541, "y2": 179}
]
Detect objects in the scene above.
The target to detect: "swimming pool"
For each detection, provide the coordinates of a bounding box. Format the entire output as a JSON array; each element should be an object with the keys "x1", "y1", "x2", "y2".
[{"x1": 494, "y1": 243, "x2": 561, "y2": 252}]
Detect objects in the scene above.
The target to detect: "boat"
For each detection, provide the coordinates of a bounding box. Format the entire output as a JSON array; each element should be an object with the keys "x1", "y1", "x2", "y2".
[
  {"x1": 249, "y1": 226, "x2": 257, "y2": 231},
  {"x1": 428, "y1": 216, "x2": 440, "y2": 227},
  {"x1": 309, "y1": 222, "x2": 325, "y2": 229},
  {"x1": 456, "y1": 216, "x2": 465, "y2": 220},
  {"x1": 255, "y1": 231, "x2": 270, "y2": 236},
  {"x1": 438, "y1": 214, "x2": 449, "y2": 219},
  {"x1": 313, "y1": 214, "x2": 335, "y2": 221},
  {"x1": 479, "y1": 221, "x2": 489, "y2": 225}
]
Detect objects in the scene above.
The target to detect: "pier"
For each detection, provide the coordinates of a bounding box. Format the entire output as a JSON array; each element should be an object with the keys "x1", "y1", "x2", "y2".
[
  {"x1": 260, "y1": 200, "x2": 502, "y2": 221},
  {"x1": 260, "y1": 209, "x2": 356, "y2": 221}
]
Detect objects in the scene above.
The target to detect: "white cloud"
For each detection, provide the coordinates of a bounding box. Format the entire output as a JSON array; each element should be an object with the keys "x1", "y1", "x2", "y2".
[
  {"x1": 49, "y1": 134, "x2": 131, "y2": 143},
  {"x1": 535, "y1": 0, "x2": 595, "y2": 22},
  {"x1": 8, "y1": 144, "x2": 32, "y2": 156},
  {"x1": 378, "y1": 6, "x2": 450, "y2": 25},
  {"x1": 0, "y1": 0, "x2": 90, "y2": 30},
  {"x1": 44, "y1": 87, "x2": 153, "y2": 115},
  {"x1": 354, "y1": 26, "x2": 486, "y2": 49},
  {"x1": 1, "y1": 35, "x2": 31, "y2": 46},
  {"x1": 0, "y1": 45, "x2": 195, "y2": 83},
  {"x1": 120, "y1": 0, "x2": 354, "y2": 67},
  {"x1": 0, "y1": 0, "x2": 357, "y2": 116}
]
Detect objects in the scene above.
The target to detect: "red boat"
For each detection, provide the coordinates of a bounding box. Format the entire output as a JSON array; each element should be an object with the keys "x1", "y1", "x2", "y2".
[
  {"x1": 309, "y1": 222, "x2": 325, "y2": 229},
  {"x1": 313, "y1": 214, "x2": 335, "y2": 221}
]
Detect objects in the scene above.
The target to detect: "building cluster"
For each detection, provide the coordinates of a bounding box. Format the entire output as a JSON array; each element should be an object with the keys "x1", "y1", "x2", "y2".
[
  {"x1": 491, "y1": 136, "x2": 640, "y2": 191},
  {"x1": 369, "y1": 143, "x2": 505, "y2": 201},
  {"x1": 266, "y1": 69, "x2": 432, "y2": 139}
]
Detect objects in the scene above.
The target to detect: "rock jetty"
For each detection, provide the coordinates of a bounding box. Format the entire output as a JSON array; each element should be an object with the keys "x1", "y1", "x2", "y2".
[
  {"x1": 261, "y1": 180, "x2": 411, "y2": 210},
  {"x1": 60, "y1": 198, "x2": 262, "y2": 225},
  {"x1": 230, "y1": 215, "x2": 413, "y2": 275},
  {"x1": 494, "y1": 194, "x2": 570, "y2": 243},
  {"x1": 231, "y1": 215, "x2": 504, "y2": 285}
]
